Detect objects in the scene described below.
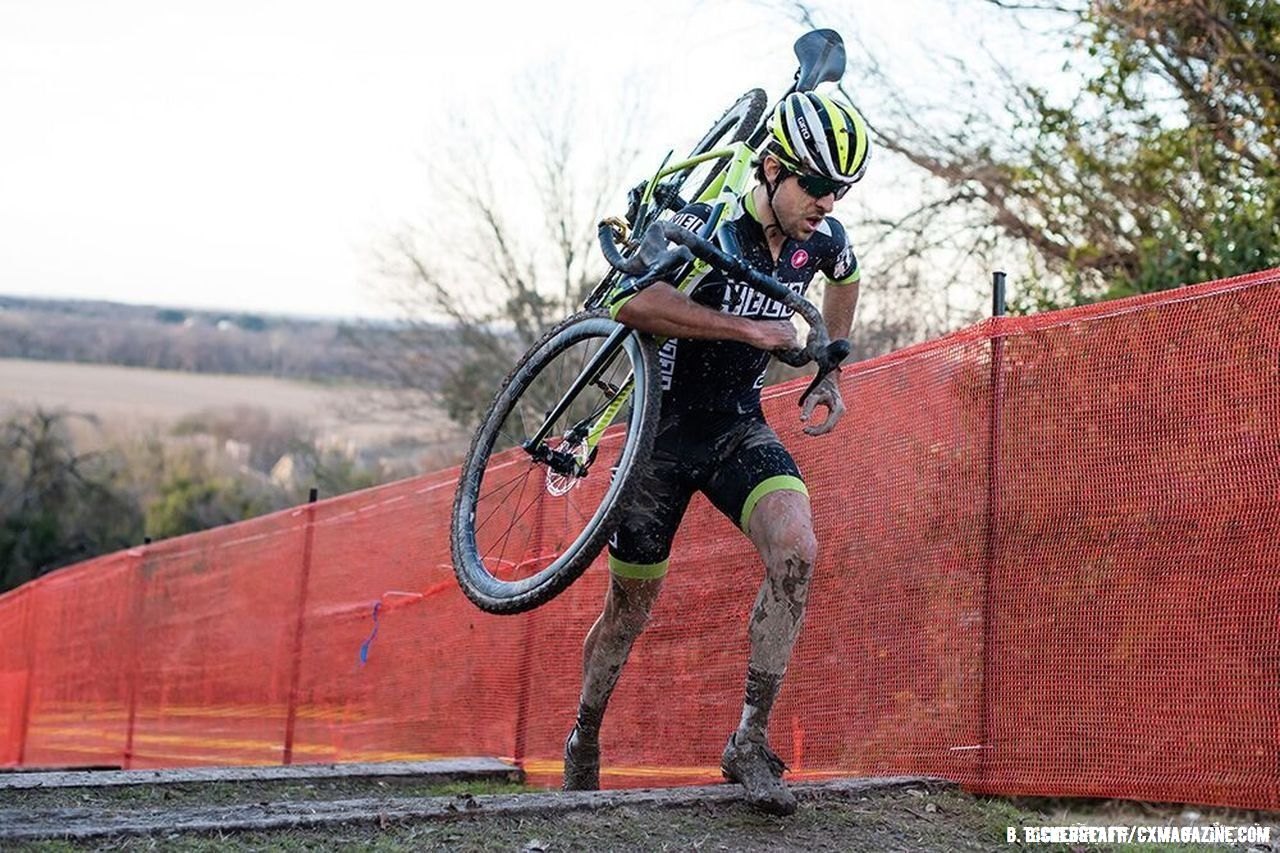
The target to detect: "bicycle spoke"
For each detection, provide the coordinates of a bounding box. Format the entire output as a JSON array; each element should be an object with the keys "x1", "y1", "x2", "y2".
[
  {"x1": 577, "y1": 335, "x2": 591, "y2": 395},
  {"x1": 477, "y1": 457, "x2": 537, "y2": 503},
  {"x1": 515, "y1": 398, "x2": 535, "y2": 448},
  {"x1": 498, "y1": 427, "x2": 528, "y2": 451},
  {"x1": 482, "y1": 462, "x2": 534, "y2": 569},
  {"x1": 485, "y1": 468, "x2": 542, "y2": 572},
  {"x1": 475, "y1": 464, "x2": 537, "y2": 534},
  {"x1": 564, "y1": 487, "x2": 594, "y2": 528}
]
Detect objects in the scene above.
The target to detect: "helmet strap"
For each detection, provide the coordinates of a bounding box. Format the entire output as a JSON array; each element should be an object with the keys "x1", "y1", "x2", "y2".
[{"x1": 761, "y1": 166, "x2": 789, "y2": 240}]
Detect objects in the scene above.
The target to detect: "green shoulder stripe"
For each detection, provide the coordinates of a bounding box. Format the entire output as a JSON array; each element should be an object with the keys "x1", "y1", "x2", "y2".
[{"x1": 827, "y1": 268, "x2": 861, "y2": 286}]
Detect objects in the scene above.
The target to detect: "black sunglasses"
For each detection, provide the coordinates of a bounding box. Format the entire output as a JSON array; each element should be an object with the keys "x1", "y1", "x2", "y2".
[{"x1": 791, "y1": 171, "x2": 851, "y2": 201}]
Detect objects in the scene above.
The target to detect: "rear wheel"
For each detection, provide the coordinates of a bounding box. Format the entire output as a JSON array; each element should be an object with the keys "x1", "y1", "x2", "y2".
[
  {"x1": 586, "y1": 89, "x2": 769, "y2": 310},
  {"x1": 451, "y1": 311, "x2": 661, "y2": 614},
  {"x1": 654, "y1": 88, "x2": 768, "y2": 214}
]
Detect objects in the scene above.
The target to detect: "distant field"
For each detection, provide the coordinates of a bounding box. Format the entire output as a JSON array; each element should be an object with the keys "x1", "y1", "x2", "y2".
[{"x1": 0, "y1": 358, "x2": 461, "y2": 451}]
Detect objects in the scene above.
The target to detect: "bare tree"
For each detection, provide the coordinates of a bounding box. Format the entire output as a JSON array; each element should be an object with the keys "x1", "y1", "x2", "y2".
[
  {"x1": 352, "y1": 65, "x2": 650, "y2": 442},
  {"x1": 772, "y1": 0, "x2": 1280, "y2": 313}
]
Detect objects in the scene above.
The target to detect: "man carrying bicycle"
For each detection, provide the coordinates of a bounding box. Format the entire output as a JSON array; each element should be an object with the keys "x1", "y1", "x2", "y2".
[{"x1": 563, "y1": 91, "x2": 871, "y2": 815}]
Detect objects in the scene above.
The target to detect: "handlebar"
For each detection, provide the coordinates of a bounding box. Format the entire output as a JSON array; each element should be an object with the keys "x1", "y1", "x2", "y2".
[{"x1": 597, "y1": 220, "x2": 850, "y2": 406}]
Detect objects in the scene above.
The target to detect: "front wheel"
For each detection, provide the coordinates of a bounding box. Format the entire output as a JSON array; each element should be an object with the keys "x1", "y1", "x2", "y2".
[{"x1": 451, "y1": 311, "x2": 661, "y2": 614}]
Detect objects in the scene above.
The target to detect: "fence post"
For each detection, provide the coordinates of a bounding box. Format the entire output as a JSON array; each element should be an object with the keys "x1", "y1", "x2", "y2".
[
  {"x1": 16, "y1": 589, "x2": 36, "y2": 767},
  {"x1": 980, "y1": 270, "x2": 1008, "y2": 788},
  {"x1": 122, "y1": 549, "x2": 148, "y2": 769},
  {"x1": 282, "y1": 487, "x2": 319, "y2": 766}
]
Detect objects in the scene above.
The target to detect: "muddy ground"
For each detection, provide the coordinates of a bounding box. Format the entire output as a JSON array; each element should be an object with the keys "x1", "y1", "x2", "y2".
[{"x1": 4, "y1": 773, "x2": 1279, "y2": 853}]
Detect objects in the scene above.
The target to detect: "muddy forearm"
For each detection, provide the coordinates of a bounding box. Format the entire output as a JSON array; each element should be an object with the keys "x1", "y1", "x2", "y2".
[{"x1": 822, "y1": 281, "x2": 858, "y2": 340}]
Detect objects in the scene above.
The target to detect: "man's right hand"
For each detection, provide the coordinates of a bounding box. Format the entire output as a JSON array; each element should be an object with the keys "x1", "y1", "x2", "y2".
[{"x1": 748, "y1": 319, "x2": 801, "y2": 352}]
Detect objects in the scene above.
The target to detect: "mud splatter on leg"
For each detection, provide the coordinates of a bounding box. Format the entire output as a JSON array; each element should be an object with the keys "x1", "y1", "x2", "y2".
[
  {"x1": 738, "y1": 490, "x2": 816, "y2": 743},
  {"x1": 575, "y1": 573, "x2": 664, "y2": 739}
]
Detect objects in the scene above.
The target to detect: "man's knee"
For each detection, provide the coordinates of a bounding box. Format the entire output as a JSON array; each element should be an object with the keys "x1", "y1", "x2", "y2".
[
  {"x1": 749, "y1": 491, "x2": 818, "y2": 572},
  {"x1": 781, "y1": 527, "x2": 818, "y2": 573},
  {"x1": 758, "y1": 519, "x2": 817, "y2": 626}
]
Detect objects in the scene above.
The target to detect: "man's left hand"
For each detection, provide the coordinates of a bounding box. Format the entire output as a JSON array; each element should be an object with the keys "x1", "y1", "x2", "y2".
[{"x1": 800, "y1": 373, "x2": 845, "y2": 436}]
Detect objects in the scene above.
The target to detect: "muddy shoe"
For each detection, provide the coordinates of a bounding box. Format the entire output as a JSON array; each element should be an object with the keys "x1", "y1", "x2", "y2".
[
  {"x1": 562, "y1": 725, "x2": 600, "y2": 791},
  {"x1": 720, "y1": 731, "x2": 796, "y2": 816}
]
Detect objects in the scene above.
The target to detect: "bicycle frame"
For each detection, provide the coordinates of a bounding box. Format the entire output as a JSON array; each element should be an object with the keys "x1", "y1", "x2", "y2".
[{"x1": 523, "y1": 141, "x2": 759, "y2": 466}]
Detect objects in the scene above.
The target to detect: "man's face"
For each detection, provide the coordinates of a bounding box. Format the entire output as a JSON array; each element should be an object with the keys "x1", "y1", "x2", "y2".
[{"x1": 764, "y1": 157, "x2": 841, "y2": 242}]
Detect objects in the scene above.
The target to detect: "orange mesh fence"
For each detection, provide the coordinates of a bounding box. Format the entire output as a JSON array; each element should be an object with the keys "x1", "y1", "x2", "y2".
[{"x1": 1, "y1": 268, "x2": 1277, "y2": 810}]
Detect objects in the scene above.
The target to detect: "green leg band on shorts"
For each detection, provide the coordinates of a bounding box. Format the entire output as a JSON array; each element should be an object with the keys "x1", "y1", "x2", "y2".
[
  {"x1": 608, "y1": 554, "x2": 670, "y2": 579},
  {"x1": 740, "y1": 475, "x2": 809, "y2": 536}
]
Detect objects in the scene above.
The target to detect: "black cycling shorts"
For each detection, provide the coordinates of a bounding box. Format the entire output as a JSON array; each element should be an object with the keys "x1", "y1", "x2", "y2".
[{"x1": 606, "y1": 409, "x2": 807, "y2": 579}]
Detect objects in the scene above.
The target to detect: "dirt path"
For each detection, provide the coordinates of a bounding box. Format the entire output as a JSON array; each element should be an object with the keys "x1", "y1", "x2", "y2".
[
  {"x1": 4, "y1": 778, "x2": 976, "y2": 850},
  {"x1": 6, "y1": 775, "x2": 1275, "y2": 852}
]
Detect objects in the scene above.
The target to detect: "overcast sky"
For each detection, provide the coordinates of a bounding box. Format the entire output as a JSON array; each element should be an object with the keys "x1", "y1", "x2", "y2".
[{"x1": 0, "y1": 1, "x2": 1018, "y2": 319}]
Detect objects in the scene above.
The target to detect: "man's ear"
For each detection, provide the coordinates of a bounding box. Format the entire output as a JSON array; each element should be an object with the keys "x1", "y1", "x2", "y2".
[{"x1": 760, "y1": 156, "x2": 777, "y2": 183}]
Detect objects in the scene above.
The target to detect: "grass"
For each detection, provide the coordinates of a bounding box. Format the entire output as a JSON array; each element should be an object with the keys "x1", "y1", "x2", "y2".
[{"x1": 972, "y1": 793, "x2": 1266, "y2": 853}]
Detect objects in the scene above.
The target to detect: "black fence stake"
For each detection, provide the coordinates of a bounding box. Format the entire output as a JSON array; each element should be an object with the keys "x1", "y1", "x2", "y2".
[
  {"x1": 283, "y1": 485, "x2": 320, "y2": 765},
  {"x1": 980, "y1": 268, "x2": 1009, "y2": 788}
]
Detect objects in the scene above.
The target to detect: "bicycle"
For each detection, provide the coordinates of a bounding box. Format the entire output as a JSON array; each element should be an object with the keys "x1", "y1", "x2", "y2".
[{"x1": 451, "y1": 29, "x2": 853, "y2": 614}]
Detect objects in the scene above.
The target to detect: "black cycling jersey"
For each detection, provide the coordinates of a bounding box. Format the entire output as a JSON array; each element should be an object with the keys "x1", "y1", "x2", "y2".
[{"x1": 614, "y1": 191, "x2": 860, "y2": 414}]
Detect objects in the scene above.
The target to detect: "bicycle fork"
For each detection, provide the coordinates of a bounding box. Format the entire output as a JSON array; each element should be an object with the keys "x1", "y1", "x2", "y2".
[{"x1": 523, "y1": 326, "x2": 637, "y2": 478}]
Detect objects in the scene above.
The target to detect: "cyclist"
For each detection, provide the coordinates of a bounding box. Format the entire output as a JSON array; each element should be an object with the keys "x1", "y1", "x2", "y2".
[{"x1": 563, "y1": 91, "x2": 871, "y2": 815}]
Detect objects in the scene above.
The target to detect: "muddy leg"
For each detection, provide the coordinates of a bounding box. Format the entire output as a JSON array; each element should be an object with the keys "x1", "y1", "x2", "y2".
[
  {"x1": 564, "y1": 572, "x2": 664, "y2": 790},
  {"x1": 738, "y1": 489, "x2": 817, "y2": 743},
  {"x1": 577, "y1": 573, "x2": 664, "y2": 729}
]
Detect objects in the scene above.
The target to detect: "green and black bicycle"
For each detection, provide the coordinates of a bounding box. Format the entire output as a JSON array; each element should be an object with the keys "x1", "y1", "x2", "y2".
[{"x1": 451, "y1": 30, "x2": 853, "y2": 614}]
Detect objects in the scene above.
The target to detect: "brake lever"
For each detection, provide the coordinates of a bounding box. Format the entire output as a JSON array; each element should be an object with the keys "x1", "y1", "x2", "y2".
[
  {"x1": 603, "y1": 249, "x2": 695, "y2": 307},
  {"x1": 633, "y1": 223, "x2": 687, "y2": 271},
  {"x1": 598, "y1": 220, "x2": 695, "y2": 279},
  {"x1": 797, "y1": 339, "x2": 851, "y2": 406}
]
